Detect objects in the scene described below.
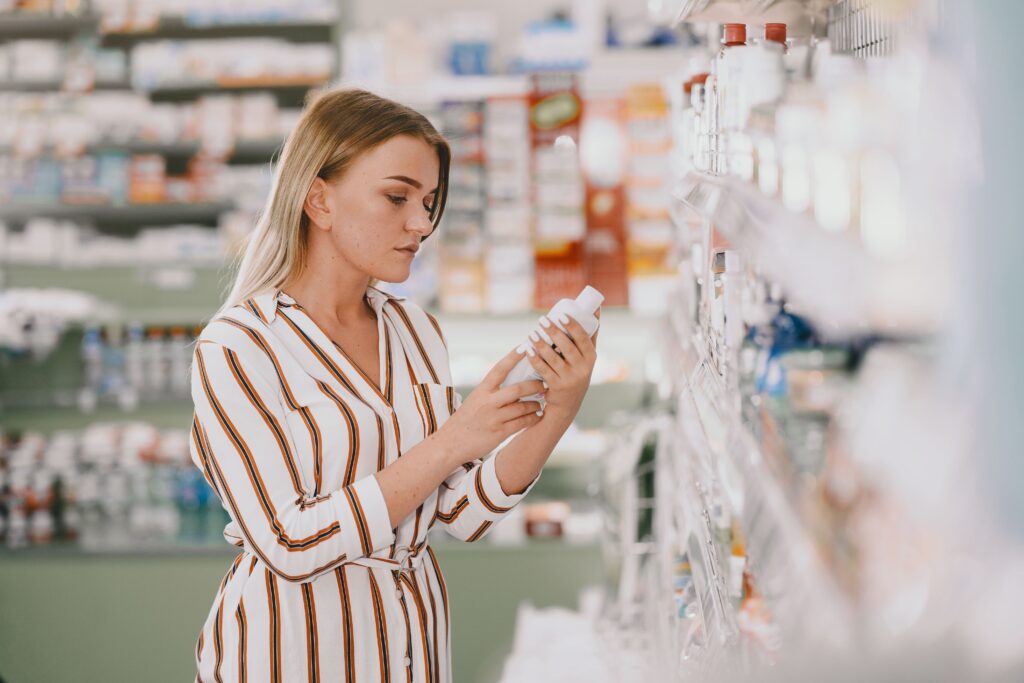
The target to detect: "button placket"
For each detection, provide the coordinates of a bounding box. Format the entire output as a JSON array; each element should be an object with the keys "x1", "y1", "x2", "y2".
[{"x1": 393, "y1": 570, "x2": 414, "y2": 677}]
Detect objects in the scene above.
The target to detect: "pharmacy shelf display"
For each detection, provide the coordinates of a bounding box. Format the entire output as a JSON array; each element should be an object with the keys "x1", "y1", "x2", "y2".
[
  {"x1": 145, "y1": 79, "x2": 323, "y2": 106},
  {"x1": 100, "y1": 17, "x2": 336, "y2": 47},
  {"x1": 0, "y1": 11, "x2": 99, "y2": 39},
  {"x1": 0, "y1": 201, "x2": 233, "y2": 229},
  {"x1": 0, "y1": 4, "x2": 342, "y2": 222},
  {"x1": 0, "y1": 139, "x2": 283, "y2": 164},
  {"x1": 591, "y1": 2, "x2": 988, "y2": 680},
  {"x1": 0, "y1": 5, "x2": 343, "y2": 355}
]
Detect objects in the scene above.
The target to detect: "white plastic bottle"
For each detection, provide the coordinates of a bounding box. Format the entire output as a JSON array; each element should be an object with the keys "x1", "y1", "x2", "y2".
[{"x1": 501, "y1": 285, "x2": 604, "y2": 403}]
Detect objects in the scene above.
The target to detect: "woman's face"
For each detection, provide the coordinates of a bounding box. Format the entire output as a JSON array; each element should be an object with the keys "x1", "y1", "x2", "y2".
[{"x1": 307, "y1": 134, "x2": 440, "y2": 284}]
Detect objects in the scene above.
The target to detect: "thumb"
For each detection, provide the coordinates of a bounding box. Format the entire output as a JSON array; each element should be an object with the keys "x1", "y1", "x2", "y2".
[{"x1": 481, "y1": 346, "x2": 528, "y2": 389}]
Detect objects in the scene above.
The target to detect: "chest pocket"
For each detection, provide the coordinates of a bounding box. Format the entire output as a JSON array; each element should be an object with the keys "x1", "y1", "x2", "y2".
[{"x1": 384, "y1": 303, "x2": 461, "y2": 439}]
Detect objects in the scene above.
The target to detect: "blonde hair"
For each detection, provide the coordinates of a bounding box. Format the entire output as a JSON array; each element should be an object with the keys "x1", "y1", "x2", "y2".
[{"x1": 216, "y1": 87, "x2": 451, "y2": 319}]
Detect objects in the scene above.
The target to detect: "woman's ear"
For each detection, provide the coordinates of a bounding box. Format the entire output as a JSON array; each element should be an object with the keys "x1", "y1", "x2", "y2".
[{"x1": 304, "y1": 177, "x2": 332, "y2": 231}]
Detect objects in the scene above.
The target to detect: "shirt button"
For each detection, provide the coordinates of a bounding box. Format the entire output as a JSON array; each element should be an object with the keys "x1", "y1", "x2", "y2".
[{"x1": 403, "y1": 657, "x2": 411, "y2": 667}]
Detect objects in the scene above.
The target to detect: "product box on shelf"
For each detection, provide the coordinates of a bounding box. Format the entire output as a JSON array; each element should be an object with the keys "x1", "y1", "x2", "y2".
[
  {"x1": 529, "y1": 72, "x2": 586, "y2": 310},
  {"x1": 581, "y1": 96, "x2": 630, "y2": 307}
]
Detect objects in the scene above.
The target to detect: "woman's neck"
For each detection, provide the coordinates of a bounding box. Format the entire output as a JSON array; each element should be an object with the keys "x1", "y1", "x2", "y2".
[{"x1": 282, "y1": 267, "x2": 375, "y2": 327}]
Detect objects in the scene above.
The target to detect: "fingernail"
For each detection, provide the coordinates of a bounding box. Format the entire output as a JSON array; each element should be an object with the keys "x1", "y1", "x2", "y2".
[
  {"x1": 542, "y1": 381, "x2": 549, "y2": 389},
  {"x1": 539, "y1": 318, "x2": 551, "y2": 328},
  {"x1": 525, "y1": 347, "x2": 536, "y2": 357},
  {"x1": 529, "y1": 331, "x2": 540, "y2": 342},
  {"x1": 558, "y1": 314, "x2": 569, "y2": 325},
  {"x1": 536, "y1": 410, "x2": 544, "y2": 417}
]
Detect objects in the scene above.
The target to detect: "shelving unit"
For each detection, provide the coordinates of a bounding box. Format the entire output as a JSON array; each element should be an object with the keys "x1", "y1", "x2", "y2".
[
  {"x1": 0, "y1": 5, "x2": 346, "y2": 423},
  {"x1": 144, "y1": 78, "x2": 324, "y2": 105},
  {"x1": 0, "y1": 139, "x2": 284, "y2": 164},
  {"x1": 0, "y1": 201, "x2": 234, "y2": 230},
  {"x1": 0, "y1": 11, "x2": 99, "y2": 39},
  {"x1": 100, "y1": 17, "x2": 336, "y2": 46},
  {"x1": 673, "y1": 173, "x2": 941, "y2": 338},
  {"x1": 589, "y1": 1, "x2": 975, "y2": 679},
  {"x1": 0, "y1": 5, "x2": 344, "y2": 232},
  {"x1": 0, "y1": 79, "x2": 132, "y2": 92},
  {"x1": 0, "y1": 263, "x2": 230, "y2": 324},
  {"x1": 669, "y1": 310, "x2": 856, "y2": 651}
]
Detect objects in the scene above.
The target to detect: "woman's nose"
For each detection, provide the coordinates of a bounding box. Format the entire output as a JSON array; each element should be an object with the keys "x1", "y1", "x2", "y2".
[{"x1": 407, "y1": 211, "x2": 433, "y2": 236}]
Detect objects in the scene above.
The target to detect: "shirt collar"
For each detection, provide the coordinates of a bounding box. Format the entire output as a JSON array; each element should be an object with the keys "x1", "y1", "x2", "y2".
[
  {"x1": 251, "y1": 289, "x2": 281, "y2": 324},
  {"x1": 364, "y1": 285, "x2": 406, "y2": 314},
  {"x1": 252, "y1": 285, "x2": 405, "y2": 324}
]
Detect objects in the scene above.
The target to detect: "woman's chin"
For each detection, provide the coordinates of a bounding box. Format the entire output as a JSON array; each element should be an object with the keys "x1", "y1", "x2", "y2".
[{"x1": 373, "y1": 265, "x2": 412, "y2": 284}]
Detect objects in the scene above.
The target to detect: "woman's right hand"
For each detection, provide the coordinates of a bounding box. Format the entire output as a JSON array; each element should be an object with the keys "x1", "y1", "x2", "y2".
[{"x1": 438, "y1": 349, "x2": 545, "y2": 468}]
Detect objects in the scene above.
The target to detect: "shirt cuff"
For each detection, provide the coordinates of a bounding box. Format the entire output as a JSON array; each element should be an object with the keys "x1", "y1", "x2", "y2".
[
  {"x1": 346, "y1": 474, "x2": 396, "y2": 553},
  {"x1": 473, "y1": 452, "x2": 540, "y2": 515}
]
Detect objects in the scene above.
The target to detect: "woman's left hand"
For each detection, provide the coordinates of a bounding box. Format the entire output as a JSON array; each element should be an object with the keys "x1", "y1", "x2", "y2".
[{"x1": 525, "y1": 309, "x2": 600, "y2": 418}]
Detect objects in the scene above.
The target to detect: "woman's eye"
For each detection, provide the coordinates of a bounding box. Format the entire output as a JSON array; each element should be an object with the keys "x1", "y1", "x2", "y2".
[{"x1": 387, "y1": 195, "x2": 407, "y2": 205}]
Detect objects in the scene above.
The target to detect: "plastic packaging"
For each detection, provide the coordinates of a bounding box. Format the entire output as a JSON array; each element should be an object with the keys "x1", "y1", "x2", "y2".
[{"x1": 501, "y1": 285, "x2": 604, "y2": 403}]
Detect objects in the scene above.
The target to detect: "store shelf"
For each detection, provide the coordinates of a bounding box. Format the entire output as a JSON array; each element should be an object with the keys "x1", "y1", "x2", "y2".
[
  {"x1": 672, "y1": 380, "x2": 739, "y2": 658},
  {"x1": 364, "y1": 75, "x2": 530, "y2": 106},
  {"x1": 101, "y1": 17, "x2": 336, "y2": 47},
  {"x1": 0, "y1": 399, "x2": 195, "y2": 432},
  {"x1": 1, "y1": 263, "x2": 227, "y2": 326},
  {"x1": 145, "y1": 77, "x2": 324, "y2": 106},
  {"x1": 0, "y1": 12, "x2": 99, "y2": 39},
  {"x1": 0, "y1": 138, "x2": 284, "y2": 164},
  {"x1": 673, "y1": 172, "x2": 940, "y2": 338},
  {"x1": 227, "y1": 138, "x2": 285, "y2": 163},
  {"x1": 672, "y1": 0, "x2": 820, "y2": 31},
  {"x1": 668, "y1": 313, "x2": 856, "y2": 649},
  {"x1": 0, "y1": 200, "x2": 235, "y2": 229},
  {"x1": 0, "y1": 79, "x2": 132, "y2": 93}
]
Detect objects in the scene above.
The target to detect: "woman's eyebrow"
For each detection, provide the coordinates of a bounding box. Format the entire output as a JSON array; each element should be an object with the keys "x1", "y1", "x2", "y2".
[
  {"x1": 384, "y1": 175, "x2": 439, "y2": 194},
  {"x1": 384, "y1": 175, "x2": 422, "y2": 189}
]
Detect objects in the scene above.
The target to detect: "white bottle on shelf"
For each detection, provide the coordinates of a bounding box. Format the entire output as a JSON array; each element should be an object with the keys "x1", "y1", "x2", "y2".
[{"x1": 501, "y1": 285, "x2": 604, "y2": 403}]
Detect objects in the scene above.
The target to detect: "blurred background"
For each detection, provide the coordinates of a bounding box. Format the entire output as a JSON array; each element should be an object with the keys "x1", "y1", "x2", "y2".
[{"x1": 1, "y1": 0, "x2": 1022, "y2": 681}]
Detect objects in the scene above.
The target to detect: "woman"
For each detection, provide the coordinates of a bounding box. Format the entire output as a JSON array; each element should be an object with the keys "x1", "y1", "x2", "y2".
[{"x1": 189, "y1": 88, "x2": 599, "y2": 682}]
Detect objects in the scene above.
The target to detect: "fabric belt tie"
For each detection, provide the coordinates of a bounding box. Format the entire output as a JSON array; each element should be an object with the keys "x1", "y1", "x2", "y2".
[{"x1": 348, "y1": 543, "x2": 428, "y2": 573}]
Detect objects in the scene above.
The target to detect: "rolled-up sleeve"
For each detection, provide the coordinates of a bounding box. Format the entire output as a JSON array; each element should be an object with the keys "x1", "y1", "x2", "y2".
[
  {"x1": 433, "y1": 391, "x2": 540, "y2": 542},
  {"x1": 190, "y1": 340, "x2": 394, "y2": 582}
]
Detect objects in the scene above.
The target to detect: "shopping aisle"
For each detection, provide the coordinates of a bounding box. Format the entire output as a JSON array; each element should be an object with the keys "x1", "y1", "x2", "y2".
[{"x1": 3, "y1": 1, "x2": 1024, "y2": 682}]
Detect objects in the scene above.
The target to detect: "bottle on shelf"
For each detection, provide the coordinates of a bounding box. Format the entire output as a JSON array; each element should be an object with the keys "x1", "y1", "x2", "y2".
[
  {"x1": 122, "y1": 322, "x2": 145, "y2": 409},
  {"x1": 716, "y1": 23, "x2": 754, "y2": 178},
  {"x1": 764, "y1": 23, "x2": 788, "y2": 51},
  {"x1": 720, "y1": 23, "x2": 748, "y2": 56},
  {"x1": 168, "y1": 326, "x2": 190, "y2": 397},
  {"x1": 689, "y1": 72, "x2": 711, "y2": 173},
  {"x1": 143, "y1": 326, "x2": 168, "y2": 397},
  {"x1": 101, "y1": 322, "x2": 127, "y2": 403},
  {"x1": 78, "y1": 324, "x2": 103, "y2": 412}
]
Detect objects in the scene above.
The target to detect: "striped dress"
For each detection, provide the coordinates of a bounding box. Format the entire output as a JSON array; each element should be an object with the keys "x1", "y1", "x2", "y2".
[{"x1": 189, "y1": 286, "x2": 537, "y2": 682}]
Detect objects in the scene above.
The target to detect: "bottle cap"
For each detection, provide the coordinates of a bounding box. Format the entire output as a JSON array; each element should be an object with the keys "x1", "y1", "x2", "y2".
[
  {"x1": 684, "y1": 78, "x2": 694, "y2": 95},
  {"x1": 691, "y1": 72, "x2": 709, "y2": 85},
  {"x1": 723, "y1": 24, "x2": 747, "y2": 46},
  {"x1": 575, "y1": 286, "x2": 605, "y2": 313},
  {"x1": 765, "y1": 23, "x2": 787, "y2": 45}
]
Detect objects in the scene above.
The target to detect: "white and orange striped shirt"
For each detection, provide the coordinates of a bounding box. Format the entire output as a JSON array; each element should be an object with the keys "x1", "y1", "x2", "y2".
[{"x1": 189, "y1": 286, "x2": 537, "y2": 682}]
